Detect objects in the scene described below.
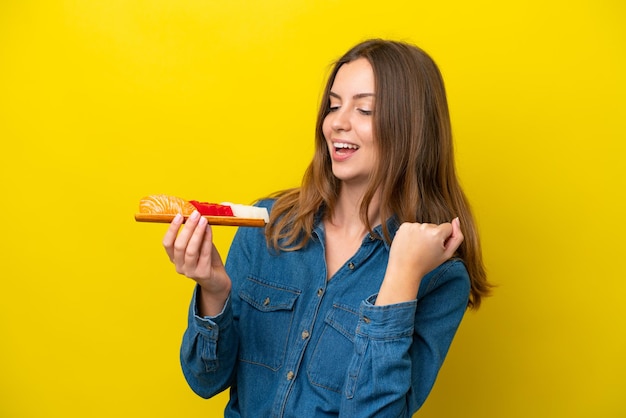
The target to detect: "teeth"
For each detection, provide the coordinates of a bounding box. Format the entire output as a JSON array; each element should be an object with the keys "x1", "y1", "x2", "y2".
[{"x1": 334, "y1": 142, "x2": 359, "y2": 149}]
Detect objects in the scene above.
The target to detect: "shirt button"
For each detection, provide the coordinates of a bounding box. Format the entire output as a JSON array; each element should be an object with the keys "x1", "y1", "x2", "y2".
[
  {"x1": 286, "y1": 371, "x2": 294, "y2": 380},
  {"x1": 263, "y1": 297, "x2": 270, "y2": 306},
  {"x1": 301, "y1": 330, "x2": 310, "y2": 340},
  {"x1": 369, "y1": 234, "x2": 375, "y2": 240},
  {"x1": 317, "y1": 288, "x2": 324, "y2": 297},
  {"x1": 348, "y1": 262, "x2": 355, "y2": 270}
]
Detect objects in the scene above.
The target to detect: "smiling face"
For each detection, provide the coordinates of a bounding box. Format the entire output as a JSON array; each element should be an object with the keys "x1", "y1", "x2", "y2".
[{"x1": 322, "y1": 58, "x2": 377, "y2": 188}]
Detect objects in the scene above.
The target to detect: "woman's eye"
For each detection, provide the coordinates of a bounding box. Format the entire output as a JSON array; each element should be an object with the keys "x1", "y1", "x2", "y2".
[
  {"x1": 358, "y1": 109, "x2": 373, "y2": 116},
  {"x1": 328, "y1": 105, "x2": 340, "y2": 112}
]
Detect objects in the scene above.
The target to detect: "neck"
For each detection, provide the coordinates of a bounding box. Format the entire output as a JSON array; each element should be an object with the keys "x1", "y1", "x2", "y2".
[{"x1": 328, "y1": 185, "x2": 381, "y2": 233}]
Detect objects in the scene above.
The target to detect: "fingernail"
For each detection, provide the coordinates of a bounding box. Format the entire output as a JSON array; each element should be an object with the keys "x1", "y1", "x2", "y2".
[
  {"x1": 190, "y1": 210, "x2": 200, "y2": 220},
  {"x1": 173, "y1": 213, "x2": 182, "y2": 223}
]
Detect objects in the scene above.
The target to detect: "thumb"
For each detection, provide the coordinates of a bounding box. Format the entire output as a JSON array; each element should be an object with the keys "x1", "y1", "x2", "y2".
[
  {"x1": 210, "y1": 242, "x2": 225, "y2": 269},
  {"x1": 443, "y1": 217, "x2": 464, "y2": 257}
]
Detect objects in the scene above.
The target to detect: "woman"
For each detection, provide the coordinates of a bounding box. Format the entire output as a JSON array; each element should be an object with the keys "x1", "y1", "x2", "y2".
[{"x1": 163, "y1": 39, "x2": 490, "y2": 417}]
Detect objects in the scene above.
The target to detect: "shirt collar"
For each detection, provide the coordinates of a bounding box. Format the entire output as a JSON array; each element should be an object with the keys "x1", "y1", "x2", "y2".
[{"x1": 312, "y1": 211, "x2": 400, "y2": 251}]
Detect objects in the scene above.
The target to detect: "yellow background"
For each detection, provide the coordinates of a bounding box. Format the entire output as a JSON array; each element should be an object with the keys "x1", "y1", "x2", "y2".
[{"x1": 1, "y1": 1, "x2": 624, "y2": 417}]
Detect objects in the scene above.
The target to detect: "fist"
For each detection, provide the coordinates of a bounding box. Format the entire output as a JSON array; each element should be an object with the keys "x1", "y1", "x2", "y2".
[{"x1": 387, "y1": 217, "x2": 464, "y2": 281}]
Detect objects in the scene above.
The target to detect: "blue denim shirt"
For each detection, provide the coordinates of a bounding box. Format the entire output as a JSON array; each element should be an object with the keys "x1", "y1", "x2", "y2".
[{"x1": 180, "y1": 200, "x2": 470, "y2": 417}]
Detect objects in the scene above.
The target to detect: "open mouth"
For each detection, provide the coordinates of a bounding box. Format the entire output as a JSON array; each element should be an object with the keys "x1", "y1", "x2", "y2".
[{"x1": 334, "y1": 142, "x2": 360, "y2": 155}]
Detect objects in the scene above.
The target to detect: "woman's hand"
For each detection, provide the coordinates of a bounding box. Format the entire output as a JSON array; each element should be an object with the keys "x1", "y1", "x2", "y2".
[
  {"x1": 163, "y1": 211, "x2": 232, "y2": 316},
  {"x1": 375, "y1": 218, "x2": 464, "y2": 306}
]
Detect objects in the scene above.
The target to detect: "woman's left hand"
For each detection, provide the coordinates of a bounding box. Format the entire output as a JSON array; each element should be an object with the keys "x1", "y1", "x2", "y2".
[{"x1": 375, "y1": 218, "x2": 464, "y2": 305}]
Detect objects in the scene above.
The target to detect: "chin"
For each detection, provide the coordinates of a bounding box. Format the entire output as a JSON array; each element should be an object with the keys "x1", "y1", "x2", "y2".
[{"x1": 331, "y1": 170, "x2": 368, "y2": 186}]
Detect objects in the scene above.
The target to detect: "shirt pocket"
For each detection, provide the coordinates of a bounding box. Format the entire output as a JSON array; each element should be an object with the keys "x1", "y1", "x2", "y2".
[
  {"x1": 307, "y1": 303, "x2": 359, "y2": 393},
  {"x1": 238, "y1": 276, "x2": 301, "y2": 371}
]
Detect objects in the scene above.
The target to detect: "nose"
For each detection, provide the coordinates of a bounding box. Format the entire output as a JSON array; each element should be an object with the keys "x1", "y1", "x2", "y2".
[{"x1": 330, "y1": 108, "x2": 351, "y2": 131}]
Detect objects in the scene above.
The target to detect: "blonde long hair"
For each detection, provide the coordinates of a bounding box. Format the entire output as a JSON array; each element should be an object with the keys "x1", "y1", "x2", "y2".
[{"x1": 265, "y1": 39, "x2": 491, "y2": 309}]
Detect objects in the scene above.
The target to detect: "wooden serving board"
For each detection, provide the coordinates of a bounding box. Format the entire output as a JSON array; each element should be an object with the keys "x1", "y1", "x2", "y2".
[{"x1": 134, "y1": 213, "x2": 266, "y2": 227}]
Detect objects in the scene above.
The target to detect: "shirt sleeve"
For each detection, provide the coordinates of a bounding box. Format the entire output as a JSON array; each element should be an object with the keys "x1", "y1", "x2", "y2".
[
  {"x1": 179, "y1": 217, "x2": 261, "y2": 399},
  {"x1": 179, "y1": 286, "x2": 238, "y2": 399},
  {"x1": 339, "y1": 259, "x2": 470, "y2": 417}
]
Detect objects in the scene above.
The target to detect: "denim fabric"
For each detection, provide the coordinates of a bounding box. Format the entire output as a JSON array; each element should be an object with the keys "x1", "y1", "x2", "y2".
[{"x1": 180, "y1": 200, "x2": 470, "y2": 417}]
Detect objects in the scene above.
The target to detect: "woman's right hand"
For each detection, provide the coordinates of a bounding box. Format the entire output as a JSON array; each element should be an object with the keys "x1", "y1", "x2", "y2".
[{"x1": 163, "y1": 210, "x2": 232, "y2": 316}]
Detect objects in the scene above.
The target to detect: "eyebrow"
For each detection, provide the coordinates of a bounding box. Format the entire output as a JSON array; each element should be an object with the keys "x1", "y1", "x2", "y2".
[{"x1": 329, "y1": 92, "x2": 375, "y2": 100}]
